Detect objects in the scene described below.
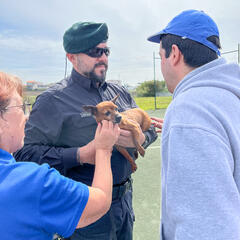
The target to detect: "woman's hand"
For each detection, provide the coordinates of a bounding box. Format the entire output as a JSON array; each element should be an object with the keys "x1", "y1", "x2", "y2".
[{"x1": 95, "y1": 120, "x2": 120, "y2": 151}]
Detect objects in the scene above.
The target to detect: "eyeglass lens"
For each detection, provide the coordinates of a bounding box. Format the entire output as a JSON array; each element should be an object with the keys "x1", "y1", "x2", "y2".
[{"x1": 85, "y1": 47, "x2": 110, "y2": 58}]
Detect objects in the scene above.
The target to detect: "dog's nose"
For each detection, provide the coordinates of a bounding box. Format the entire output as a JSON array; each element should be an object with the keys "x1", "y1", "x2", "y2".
[{"x1": 115, "y1": 114, "x2": 122, "y2": 123}]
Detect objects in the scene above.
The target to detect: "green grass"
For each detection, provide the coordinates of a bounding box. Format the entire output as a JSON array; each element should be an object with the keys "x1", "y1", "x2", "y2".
[
  {"x1": 24, "y1": 93, "x2": 172, "y2": 111},
  {"x1": 24, "y1": 95, "x2": 37, "y2": 105},
  {"x1": 135, "y1": 96, "x2": 172, "y2": 110},
  {"x1": 133, "y1": 109, "x2": 165, "y2": 240}
]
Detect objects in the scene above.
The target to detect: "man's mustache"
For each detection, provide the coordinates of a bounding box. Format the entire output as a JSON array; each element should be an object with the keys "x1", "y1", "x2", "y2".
[{"x1": 94, "y1": 62, "x2": 108, "y2": 69}]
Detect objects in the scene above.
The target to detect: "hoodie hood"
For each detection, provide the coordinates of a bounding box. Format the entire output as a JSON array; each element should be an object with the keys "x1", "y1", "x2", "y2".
[{"x1": 173, "y1": 58, "x2": 240, "y2": 100}]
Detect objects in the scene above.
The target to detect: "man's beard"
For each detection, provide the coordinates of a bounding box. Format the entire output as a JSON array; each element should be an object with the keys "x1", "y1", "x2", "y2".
[{"x1": 84, "y1": 62, "x2": 108, "y2": 85}]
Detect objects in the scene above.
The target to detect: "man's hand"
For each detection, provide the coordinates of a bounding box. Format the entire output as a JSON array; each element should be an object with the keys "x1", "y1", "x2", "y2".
[{"x1": 116, "y1": 127, "x2": 145, "y2": 148}]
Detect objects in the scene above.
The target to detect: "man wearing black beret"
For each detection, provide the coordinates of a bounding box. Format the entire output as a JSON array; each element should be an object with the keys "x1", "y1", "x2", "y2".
[{"x1": 14, "y1": 21, "x2": 157, "y2": 240}]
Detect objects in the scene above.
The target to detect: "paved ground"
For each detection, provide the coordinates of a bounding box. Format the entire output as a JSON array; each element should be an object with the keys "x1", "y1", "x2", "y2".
[{"x1": 133, "y1": 109, "x2": 165, "y2": 240}]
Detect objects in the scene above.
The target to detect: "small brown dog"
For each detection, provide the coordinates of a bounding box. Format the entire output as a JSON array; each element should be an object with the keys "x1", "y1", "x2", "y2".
[{"x1": 83, "y1": 95, "x2": 151, "y2": 172}]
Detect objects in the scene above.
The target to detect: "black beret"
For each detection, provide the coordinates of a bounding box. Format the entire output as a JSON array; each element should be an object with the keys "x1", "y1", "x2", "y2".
[{"x1": 63, "y1": 22, "x2": 108, "y2": 54}]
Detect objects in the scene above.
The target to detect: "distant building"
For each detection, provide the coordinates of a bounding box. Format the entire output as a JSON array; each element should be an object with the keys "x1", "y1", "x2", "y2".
[
  {"x1": 26, "y1": 81, "x2": 51, "y2": 90},
  {"x1": 26, "y1": 81, "x2": 39, "y2": 90}
]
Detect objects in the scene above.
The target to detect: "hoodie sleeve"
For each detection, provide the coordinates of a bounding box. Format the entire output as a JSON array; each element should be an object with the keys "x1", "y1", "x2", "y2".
[{"x1": 162, "y1": 126, "x2": 240, "y2": 240}]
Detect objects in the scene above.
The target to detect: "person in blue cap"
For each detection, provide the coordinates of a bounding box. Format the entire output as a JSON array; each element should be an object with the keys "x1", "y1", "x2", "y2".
[
  {"x1": 148, "y1": 9, "x2": 240, "y2": 240},
  {"x1": 14, "y1": 22, "x2": 158, "y2": 239},
  {"x1": 0, "y1": 72, "x2": 120, "y2": 239}
]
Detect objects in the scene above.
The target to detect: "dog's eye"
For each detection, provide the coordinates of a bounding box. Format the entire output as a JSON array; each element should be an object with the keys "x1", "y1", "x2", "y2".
[{"x1": 105, "y1": 111, "x2": 111, "y2": 116}]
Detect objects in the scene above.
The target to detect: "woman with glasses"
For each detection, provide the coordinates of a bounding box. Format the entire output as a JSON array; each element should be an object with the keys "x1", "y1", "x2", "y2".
[{"x1": 0, "y1": 71, "x2": 120, "y2": 240}]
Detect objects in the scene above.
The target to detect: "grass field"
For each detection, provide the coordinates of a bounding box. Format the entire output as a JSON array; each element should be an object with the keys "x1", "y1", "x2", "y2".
[
  {"x1": 133, "y1": 109, "x2": 166, "y2": 240},
  {"x1": 135, "y1": 96, "x2": 172, "y2": 110},
  {"x1": 24, "y1": 91, "x2": 172, "y2": 111}
]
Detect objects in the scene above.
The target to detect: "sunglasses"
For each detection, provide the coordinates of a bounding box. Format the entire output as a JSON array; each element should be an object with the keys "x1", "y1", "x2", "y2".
[{"x1": 84, "y1": 47, "x2": 110, "y2": 58}]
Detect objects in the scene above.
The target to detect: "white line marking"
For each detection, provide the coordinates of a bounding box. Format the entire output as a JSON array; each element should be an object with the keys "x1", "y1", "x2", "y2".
[{"x1": 147, "y1": 146, "x2": 160, "y2": 149}]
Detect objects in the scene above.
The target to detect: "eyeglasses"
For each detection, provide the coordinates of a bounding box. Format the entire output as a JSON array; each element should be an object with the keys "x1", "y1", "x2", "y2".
[
  {"x1": 3, "y1": 102, "x2": 32, "y2": 115},
  {"x1": 84, "y1": 47, "x2": 110, "y2": 58}
]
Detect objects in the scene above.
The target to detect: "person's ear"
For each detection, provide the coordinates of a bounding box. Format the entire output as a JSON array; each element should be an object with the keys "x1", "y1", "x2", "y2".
[
  {"x1": 170, "y1": 44, "x2": 182, "y2": 66},
  {"x1": 66, "y1": 53, "x2": 75, "y2": 64}
]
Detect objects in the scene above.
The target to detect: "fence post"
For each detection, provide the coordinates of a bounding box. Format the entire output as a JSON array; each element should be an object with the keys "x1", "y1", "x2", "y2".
[{"x1": 153, "y1": 52, "x2": 157, "y2": 110}]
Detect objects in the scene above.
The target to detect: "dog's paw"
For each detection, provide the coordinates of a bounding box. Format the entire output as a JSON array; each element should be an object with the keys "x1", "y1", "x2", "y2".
[
  {"x1": 139, "y1": 147, "x2": 145, "y2": 157},
  {"x1": 132, "y1": 163, "x2": 137, "y2": 172}
]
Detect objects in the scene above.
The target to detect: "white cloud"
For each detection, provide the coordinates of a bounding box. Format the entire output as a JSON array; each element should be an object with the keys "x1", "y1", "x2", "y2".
[
  {"x1": 0, "y1": 32, "x2": 62, "y2": 54},
  {"x1": 0, "y1": 0, "x2": 239, "y2": 85}
]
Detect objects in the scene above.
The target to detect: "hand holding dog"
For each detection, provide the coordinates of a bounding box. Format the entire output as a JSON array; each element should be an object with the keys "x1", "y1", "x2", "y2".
[
  {"x1": 151, "y1": 117, "x2": 164, "y2": 133},
  {"x1": 77, "y1": 120, "x2": 120, "y2": 165},
  {"x1": 95, "y1": 120, "x2": 120, "y2": 151},
  {"x1": 82, "y1": 96, "x2": 152, "y2": 171},
  {"x1": 116, "y1": 128, "x2": 145, "y2": 148}
]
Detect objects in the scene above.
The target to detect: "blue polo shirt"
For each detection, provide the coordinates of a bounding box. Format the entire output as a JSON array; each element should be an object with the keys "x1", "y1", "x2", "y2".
[{"x1": 0, "y1": 148, "x2": 89, "y2": 240}]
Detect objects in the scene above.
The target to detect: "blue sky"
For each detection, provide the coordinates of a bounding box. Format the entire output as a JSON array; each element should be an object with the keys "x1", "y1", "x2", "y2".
[{"x1": 0, "y1": 0, "x2": 239, "y2": 86}]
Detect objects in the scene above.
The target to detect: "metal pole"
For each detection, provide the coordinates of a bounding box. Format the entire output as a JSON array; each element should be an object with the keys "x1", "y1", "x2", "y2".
[
  {"x1": 238, "y1": 43, "x2": 240, "y2": 65},
  {"x1": 153, "y1": 52, "x2": 157, "y2": 110}
]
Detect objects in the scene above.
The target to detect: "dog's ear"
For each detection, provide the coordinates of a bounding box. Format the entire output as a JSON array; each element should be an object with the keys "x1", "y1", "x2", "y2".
[
  {"x1": 111, "y1": 94, "x2": 120, "y2": 104},
  {"x1": 82, "y1": 105, "x2": 98, "y2": 116}
]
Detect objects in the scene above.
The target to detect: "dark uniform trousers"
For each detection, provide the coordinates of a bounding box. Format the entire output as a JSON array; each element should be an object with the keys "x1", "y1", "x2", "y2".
[
  {"x1": 53, "y1": 179, "x2": 134, "y2": 240},
  {"x1": 71, "y1": 178, "x2": 134, "y2": 240}
]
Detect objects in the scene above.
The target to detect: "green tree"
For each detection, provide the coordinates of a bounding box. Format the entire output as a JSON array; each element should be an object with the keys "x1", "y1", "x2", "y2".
[{"x1": 136, "y1": 80, "x2": 166, "y2": 97}]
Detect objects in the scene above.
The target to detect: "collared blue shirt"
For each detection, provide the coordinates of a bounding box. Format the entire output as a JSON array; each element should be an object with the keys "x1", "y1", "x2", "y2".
[{"x1": 0, "y1": 148, "x2": 89, "y2": 239}]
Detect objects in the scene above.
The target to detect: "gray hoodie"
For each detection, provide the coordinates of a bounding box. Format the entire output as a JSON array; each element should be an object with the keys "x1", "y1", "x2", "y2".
[{"x1": 161, "y1": 58, "x2": 240, "y2": 240}]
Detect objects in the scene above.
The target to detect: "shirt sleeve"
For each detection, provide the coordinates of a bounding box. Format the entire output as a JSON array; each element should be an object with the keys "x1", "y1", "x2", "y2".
[
  {"x1": 163, "y1": 126, "x2": 240, "y2": 239},
  {"x1": 142, "y1": 125, "x2": 158, "y2": 149},
  {"x1": 14, "y1": 93, "x2": 80, "y2": 174},
  {"x1": 39, "y1": 165, "x2": 89, "y2": 237}
]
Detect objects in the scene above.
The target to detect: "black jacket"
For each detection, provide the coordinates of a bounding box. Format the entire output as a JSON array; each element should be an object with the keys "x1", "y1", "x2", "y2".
[{"x1": 14, "y1": 69, "x2": 158, "y2": 185}]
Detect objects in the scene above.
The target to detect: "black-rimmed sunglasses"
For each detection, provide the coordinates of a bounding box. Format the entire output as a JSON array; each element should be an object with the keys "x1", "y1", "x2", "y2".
[{"x1": 84, "y1": 47, "x2": 110, "y2": 58}]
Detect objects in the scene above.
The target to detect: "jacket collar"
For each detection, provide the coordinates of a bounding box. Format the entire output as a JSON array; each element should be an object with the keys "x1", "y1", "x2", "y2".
[{"x1": 71, "y1": 68, "x2": 107, "y2": 91}]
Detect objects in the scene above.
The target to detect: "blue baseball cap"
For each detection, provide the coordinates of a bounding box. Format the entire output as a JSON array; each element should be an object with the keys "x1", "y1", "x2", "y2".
[{"x1": 147, "y1": 9, "x2": 220, "y2": 56}]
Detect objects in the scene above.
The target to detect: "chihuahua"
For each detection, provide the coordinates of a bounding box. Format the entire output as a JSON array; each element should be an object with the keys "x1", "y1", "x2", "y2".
[{"x1": 83, "y1": 94, "x2": 151, "y2": 172}]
